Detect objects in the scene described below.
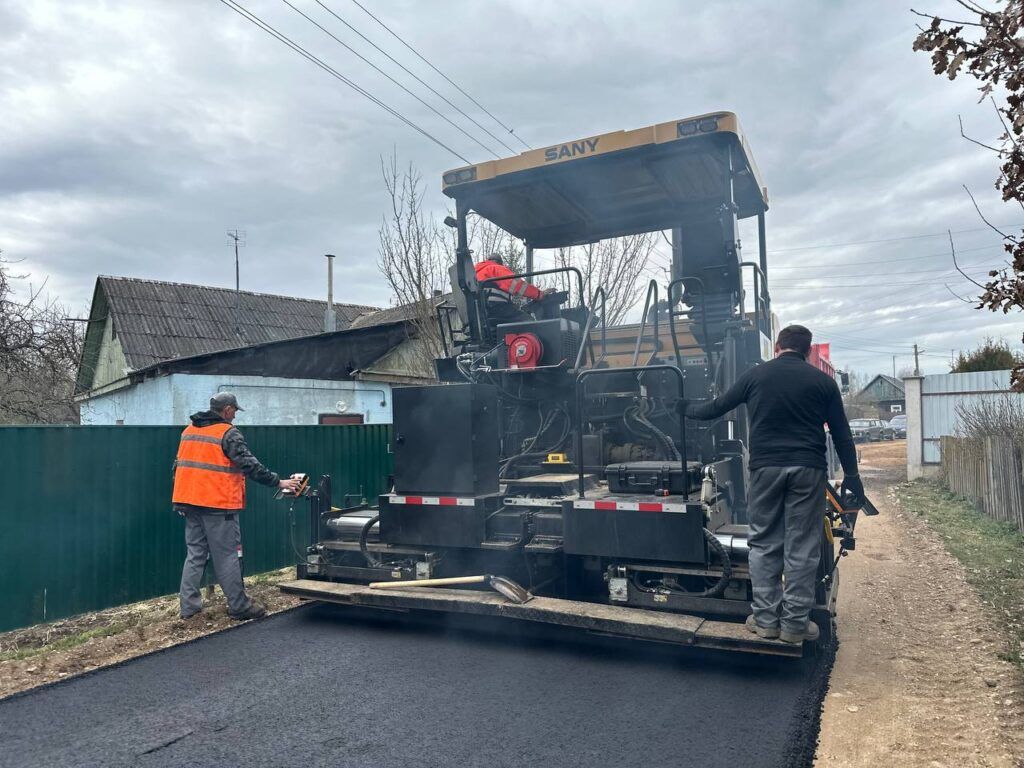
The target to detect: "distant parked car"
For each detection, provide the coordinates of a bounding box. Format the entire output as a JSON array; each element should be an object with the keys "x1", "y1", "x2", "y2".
[
  {"x1": 888, "y1": 414, "x2": 907, "y2": 439},
  {"x1": 850, "y1": 418, "x2": 895, "y2": 442}
]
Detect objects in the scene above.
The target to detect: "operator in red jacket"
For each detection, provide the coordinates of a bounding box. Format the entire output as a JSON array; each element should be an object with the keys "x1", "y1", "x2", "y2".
[{"x1": 474, "y1": 253, "x2": 549, "y2": 326}]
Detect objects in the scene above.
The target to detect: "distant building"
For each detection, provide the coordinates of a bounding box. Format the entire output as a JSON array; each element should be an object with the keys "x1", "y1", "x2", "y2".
[
  {"x1": 855, "y1": 374, "x2": 906, "y2": 419},
  {"x1": 74, "y1": 276, "x2": 436, "y2": 426}
]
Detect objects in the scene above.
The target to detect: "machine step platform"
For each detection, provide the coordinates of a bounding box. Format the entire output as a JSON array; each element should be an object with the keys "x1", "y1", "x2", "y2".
[{"x1": 279, "y1": 579, "x2": 802, "y2": 657}]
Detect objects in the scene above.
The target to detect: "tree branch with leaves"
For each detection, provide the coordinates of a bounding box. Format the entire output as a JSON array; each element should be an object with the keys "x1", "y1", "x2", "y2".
[{"x1": 913, "y1": 2, "x2": 1024, "y2": 389}]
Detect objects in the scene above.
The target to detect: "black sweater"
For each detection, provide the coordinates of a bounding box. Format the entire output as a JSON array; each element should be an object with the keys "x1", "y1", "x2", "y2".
[{"x1": 686, "y1": 352, "x2": 858, "y2": 473}]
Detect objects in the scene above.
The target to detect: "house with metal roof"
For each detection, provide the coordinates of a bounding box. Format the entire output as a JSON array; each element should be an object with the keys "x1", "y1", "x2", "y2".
[
  {"x1": 75, "y1": 277, "x2": 437, "y2": 426},
  {"x1": 855, "y1": 374, "x2": 907, "y2": 419}
]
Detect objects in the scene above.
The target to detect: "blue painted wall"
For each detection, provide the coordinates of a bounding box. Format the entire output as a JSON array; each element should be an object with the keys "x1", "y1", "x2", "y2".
[{"x1": 80, "y1": 373, "x2": 393, "y2": 425}]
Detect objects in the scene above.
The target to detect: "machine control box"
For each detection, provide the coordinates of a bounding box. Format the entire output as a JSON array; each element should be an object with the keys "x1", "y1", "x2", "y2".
[{"x1": 392, "y1": 383, "x2": 500, "y2": 496}]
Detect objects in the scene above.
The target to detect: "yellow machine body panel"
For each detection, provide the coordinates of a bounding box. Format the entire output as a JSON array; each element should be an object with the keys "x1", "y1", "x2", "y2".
[{"x1": 441, "y1": 111, "x2": 768, "y2": 248}]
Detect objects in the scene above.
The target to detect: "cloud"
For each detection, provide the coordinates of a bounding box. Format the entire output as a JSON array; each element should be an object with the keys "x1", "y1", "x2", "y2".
[{"x1": 0, "y1": 0, "x2": 1019, "y2": 374}]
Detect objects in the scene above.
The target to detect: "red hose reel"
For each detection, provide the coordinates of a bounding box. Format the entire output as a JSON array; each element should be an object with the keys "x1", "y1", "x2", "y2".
[{"x1": 505, "y1": 332, "x2": 543, "y2": 369}]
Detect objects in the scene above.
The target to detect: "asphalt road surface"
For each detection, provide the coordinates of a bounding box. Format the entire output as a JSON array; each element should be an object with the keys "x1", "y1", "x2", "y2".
[{"x1": 0, "y1": 604, "x2": 834, "y2": 768}]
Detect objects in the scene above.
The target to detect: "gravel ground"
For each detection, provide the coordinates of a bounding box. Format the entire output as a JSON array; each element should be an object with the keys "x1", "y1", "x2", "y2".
[{"x1": 0, "y1": 603, "x2": 834, "y2": 768}]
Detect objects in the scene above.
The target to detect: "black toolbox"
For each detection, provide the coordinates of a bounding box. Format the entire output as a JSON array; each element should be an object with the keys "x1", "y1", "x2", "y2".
[{"x1": 606, "y1": 461, "x2": 698, "y2": 496}]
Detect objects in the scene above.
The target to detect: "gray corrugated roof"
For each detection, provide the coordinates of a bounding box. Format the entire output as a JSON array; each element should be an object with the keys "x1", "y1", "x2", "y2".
[
  {"x1": 349, "y1": 294, "x2": 451, "y2": 329},
  {"x1": 88, "y1": 276, "x2": 378, "y2": 374}
]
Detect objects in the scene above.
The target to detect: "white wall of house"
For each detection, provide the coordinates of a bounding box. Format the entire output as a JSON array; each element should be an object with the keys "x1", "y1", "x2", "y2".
[
  {"x1": 79, "y1": 373, "x2": 393, "y2": 425},
  {"x1": 90, "y1": 316, "x2": 131, "y2": 390}
]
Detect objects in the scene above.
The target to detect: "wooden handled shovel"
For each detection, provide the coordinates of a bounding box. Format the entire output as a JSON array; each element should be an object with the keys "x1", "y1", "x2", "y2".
[{"x1": 369, "y1": 574, "x2": 532, "y2": 604}]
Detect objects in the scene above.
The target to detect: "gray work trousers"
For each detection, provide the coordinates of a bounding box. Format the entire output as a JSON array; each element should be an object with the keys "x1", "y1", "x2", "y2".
[
  {"x1": 179, "y1": 510, "x2": 251, "y2": 617},
  {"x1": 747, "y1": 466, "x2": 827, "y2": 633}
]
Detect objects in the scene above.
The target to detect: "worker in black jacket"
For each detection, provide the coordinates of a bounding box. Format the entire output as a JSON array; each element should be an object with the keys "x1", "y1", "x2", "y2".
[{"x1": 686, "y1": 325, "x2": 862, "y2": 644}]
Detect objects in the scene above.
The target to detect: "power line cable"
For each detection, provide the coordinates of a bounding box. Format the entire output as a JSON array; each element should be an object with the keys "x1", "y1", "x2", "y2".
[
  {"x1": 315, "y1": 0, "x2": 519, "y2": 156},
  {"x1": 218, "y1": 0, "x2": 471, "y2": 164},
  {"x1": 767, "y1": 223, "x2": 1024, "y2": 254},
  {"x1": 281, "y1": 0, "x2": 499, "y2": 158},
  {"x1": 769, "y1": 243, "x2": 1007, "y2": 271},
  {"x1": 769, "y1": 258, "x2": 1002, "y2": 282},
  {"x1": 770, "y1": 267, "x2": 994, "y2": 289},
  {"x1": 349, "y1": 0, "x2": 532, "y2": 150}
]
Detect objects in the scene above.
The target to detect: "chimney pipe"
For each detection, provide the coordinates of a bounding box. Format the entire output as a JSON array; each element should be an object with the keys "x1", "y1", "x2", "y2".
[{"x1": 324, "y1": 254, "x2": 337, "y2": 332}]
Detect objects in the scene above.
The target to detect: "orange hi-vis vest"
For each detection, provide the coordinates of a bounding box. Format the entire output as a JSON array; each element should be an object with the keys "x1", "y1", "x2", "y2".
[
  {"x1": 474, "y1": 260, "x2": 543, "y2": 301},
  {"x1": 172, "y1": 423, "x2": 245, "y2": 510}
]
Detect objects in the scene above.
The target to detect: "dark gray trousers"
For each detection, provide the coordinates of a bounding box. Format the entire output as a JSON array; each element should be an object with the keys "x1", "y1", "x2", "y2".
[
  {"x1": 747, "y1": 466, "x2": 827, "y2": 633},
  {"x1": 179, "y1": 510, "x2": 251, "y2": 617}
]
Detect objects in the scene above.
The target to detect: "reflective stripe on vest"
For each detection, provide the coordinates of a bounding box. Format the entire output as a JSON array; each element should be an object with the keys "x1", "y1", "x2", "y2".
[{"x1": 171, "y1": 422, "x2": 246, "y2": 510}]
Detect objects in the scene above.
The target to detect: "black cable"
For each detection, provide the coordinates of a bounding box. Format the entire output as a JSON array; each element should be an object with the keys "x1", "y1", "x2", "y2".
[
  {"x1": 281, "y1": 0, "x2": 500, "y2": 159},
  {"x1": 218, "y1": 0, "x2": 471, "y2": 164},
  {"x1": 286, "y1": 500, "x2": 310, "y2": 563},
  {"x1": 700, "y1": 528, "x2": 732, "y2": 598},
  {"x1": 359, "y1": 514, "x2": 382, "y2": 567},
  {"x1": 315, "y1": 0, "x2": 518, "y2": 156},
  {"x1": 349, "y1": 0, "x2": 532, "y2": 149}
]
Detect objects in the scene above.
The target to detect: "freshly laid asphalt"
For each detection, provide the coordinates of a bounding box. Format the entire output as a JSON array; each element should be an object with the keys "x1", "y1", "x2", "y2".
[{"x1": 0, "y1": 604, "x2": 834, "y2": 768}]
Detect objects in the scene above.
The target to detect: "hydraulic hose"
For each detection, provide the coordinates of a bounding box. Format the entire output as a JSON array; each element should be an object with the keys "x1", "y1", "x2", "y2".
[
  {"x1": 360, "y1": 514, "x2": 382, "y2": 568},
  {"x1": 700, "y1": 527, "x2": 733, "y2": 598}
]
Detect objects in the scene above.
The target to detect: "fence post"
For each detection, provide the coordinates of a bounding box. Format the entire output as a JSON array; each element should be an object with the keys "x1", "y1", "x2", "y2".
[{"x1": 905, "y1": 375, "x2": 926, "y2": 479}]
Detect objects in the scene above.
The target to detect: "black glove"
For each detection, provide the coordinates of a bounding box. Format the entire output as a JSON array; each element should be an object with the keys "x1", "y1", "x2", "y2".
[
  {"x1": 675, "y1": 398, "x2": 690, "y2": 415},
  {"x1": 841, "y1": 473, "x2": 865, "y2": 504}
]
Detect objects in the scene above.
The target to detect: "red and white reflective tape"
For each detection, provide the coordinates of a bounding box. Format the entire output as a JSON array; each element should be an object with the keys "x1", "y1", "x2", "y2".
[
  {"x1": 388, "y1": 495, "x2": 475, "y2": 507},
  {"x1": 573, "y1": 499, "x2": 687, "y2": 513}
]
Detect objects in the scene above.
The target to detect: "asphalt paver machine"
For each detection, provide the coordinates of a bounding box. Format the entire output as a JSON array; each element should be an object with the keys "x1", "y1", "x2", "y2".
[{"x1": 281, "y1": 112, "x2": 863, "y2": 657}]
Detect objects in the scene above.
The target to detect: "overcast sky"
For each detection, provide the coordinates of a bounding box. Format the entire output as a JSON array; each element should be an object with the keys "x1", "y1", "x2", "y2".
[{"x1": 2, "y1": 0, "x2": 1021, "y2": 376}]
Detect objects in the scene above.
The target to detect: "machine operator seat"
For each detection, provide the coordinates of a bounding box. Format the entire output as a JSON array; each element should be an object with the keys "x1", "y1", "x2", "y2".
[{"x1": 448, "y1": 251, "x2": 494, "y2": 346}]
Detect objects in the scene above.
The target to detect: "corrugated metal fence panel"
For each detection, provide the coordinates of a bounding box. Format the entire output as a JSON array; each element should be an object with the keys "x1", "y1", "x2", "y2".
[
  {"x1": 0, "y1": 425, "x2": 391, "y2": 633},
  {"x1": 920, "y1": 370, "x2": 1017, "y2": 464}
]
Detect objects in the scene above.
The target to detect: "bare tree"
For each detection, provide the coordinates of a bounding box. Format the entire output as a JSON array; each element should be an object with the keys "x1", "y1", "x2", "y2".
[
  {"x1": 956, "y1": 393, "x2": 1024, "y2": 450},
  {"x1": 552, "y1": 234, "x2": 657, "y2": 325},
  {"x1": 0, "y1": 257, "x2": 83, "y2": 423},
  {"x1": 465, "y1": 217, "x2": 525, "y2": 274},
  {"x1": 376, "y1": 154, "x2": 449, "y2": 378}
]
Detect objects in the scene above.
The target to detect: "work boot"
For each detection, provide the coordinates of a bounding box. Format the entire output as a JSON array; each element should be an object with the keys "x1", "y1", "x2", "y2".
[
  {"x1": 779, "y1": 620, "x2": 820, "y2": 644},
  {"x1": 229, "y1": 600, "x2": 267, "y2": 621},
  {"x1": 179, "y1": 610, "x2": 202, "y2": 621},
  {"x1": 745, "y1": 614, "x2": 780, "y2": 639}
]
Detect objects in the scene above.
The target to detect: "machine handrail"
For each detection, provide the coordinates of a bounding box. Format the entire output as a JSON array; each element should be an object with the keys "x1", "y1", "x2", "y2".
[
  {"x1": 738, "y1": 261, "x2": 770, "y2": 338},
  {"x1": 573, "y1": 286, "x2": 607, "y2": 370},
  {"x1": 478, "y1": 266, "x2": 586, "y2": 308},
  {"x1": 630, "y1": 280, "x2": 660, "y2": 367},
  {"x1": 435, "y1": 303, "x2": 458, "y2": 358},
  {"x1": 667, "y1": 277, "x2": 709, "y2": 369},
  {"x1": 575, "y1": 364, "x2": 688, "y2": 499}
]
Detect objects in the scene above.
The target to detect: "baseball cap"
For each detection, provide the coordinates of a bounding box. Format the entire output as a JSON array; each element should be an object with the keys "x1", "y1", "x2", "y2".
[{"x1": 210, "y1": 392, "x2": 244, "y2": 412}]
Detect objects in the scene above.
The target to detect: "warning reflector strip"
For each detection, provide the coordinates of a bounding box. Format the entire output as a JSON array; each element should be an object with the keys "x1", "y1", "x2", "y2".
[
  {"x1": 389, "y1": 495, "x2": 475, "y2": 507},
  {"x1": 573, "y1": 500, "x2": 686, "y2": 513}
]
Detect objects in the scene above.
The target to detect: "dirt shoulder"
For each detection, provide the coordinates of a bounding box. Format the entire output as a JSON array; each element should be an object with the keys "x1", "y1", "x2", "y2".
[
  {"x1": 816, "y1": 441, "x2": 1024, "y2": 767},
  {"x1": 0, "y1": 567, "x2": 302, "y2": 699}
]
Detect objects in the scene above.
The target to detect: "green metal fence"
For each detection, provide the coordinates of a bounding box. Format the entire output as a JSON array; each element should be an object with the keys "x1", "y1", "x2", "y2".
[{"x1": 0, "y1": 425, "x2": 392, "y2": 633}]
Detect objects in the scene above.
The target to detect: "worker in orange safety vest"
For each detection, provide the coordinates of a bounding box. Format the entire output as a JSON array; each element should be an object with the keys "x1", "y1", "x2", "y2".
[
  {"x1": 474, "y1": 253, "x2": 552, "y2": 327},
  {"x1": 172, "y1": 392, "x2": 299, "y2": 621}
]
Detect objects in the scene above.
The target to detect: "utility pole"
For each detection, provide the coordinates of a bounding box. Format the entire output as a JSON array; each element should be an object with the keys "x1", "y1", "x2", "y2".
[
  {"x1": 227, "y1": 230, "x2": 246, "y2": 341},
  {"x1": 913, "y1": 343, "x2": 921, "y2": 376},
  {"x1": 892, "y1": 355, "x2": 896, "y2": 378}
]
